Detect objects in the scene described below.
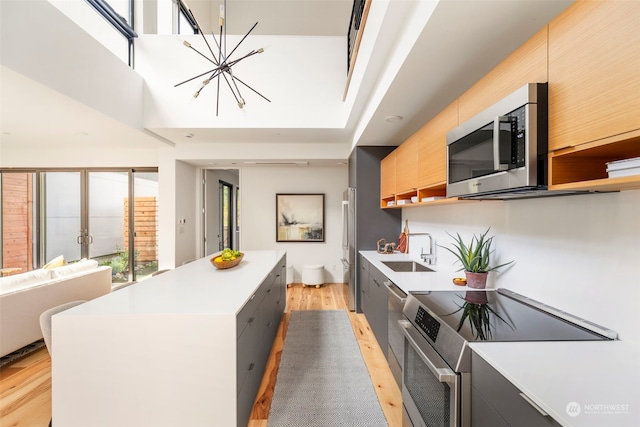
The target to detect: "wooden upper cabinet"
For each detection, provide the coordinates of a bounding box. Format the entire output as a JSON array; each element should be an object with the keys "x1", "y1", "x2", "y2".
[
  {"x1": 380, "y1": 151, "x2": 396, "y2": 198},
  {"x1": 417, "y1": 100, "x2": 458, "y2": 189},
  {"x1": 548, "y1": 1, "x2": 640, "y2": 151},
  {"x1": 458, "y1": 27, "x2": 548, "y2": 123},
  {"x1": 394, "y1": 136, "x2": 418, "y2": 194}
]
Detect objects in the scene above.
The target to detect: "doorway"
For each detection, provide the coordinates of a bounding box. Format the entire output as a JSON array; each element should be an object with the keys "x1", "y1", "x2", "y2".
[{"x1": 203, "y1": 169, "x2": 240, "y2": 256}]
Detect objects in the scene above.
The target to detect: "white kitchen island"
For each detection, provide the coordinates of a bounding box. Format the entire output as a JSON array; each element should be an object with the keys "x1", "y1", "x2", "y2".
[{"x1": 52, "y1": 250, "x2": 286, "y2": 427}]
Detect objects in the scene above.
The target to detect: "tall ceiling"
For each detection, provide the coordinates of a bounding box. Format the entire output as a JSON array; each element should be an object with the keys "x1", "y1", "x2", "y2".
[
  {"x1": 184, "y1": 0, "x2": 353, "y2": 36},
  {"x1": 1, "y1": 0, "x2": 575, "y2": 166}
]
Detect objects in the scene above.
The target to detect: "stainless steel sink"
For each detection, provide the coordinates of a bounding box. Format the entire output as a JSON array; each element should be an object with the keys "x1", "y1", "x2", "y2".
[{"x1": 381, "y1": 261, "x2": 434, "y2": 272}]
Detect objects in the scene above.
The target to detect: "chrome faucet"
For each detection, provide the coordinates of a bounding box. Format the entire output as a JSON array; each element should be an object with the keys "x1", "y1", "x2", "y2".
[{"x1": 408, "y1": 232, "x2": 436, "y2": 265}]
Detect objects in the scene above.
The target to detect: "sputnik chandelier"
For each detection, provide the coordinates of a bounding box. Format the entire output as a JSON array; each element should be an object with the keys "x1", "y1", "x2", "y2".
[{"x1": 175, "y1": 0, "x2": 270, "y2": 116}]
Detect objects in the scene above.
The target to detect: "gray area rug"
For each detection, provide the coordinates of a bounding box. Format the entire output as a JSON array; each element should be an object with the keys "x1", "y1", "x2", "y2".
[
  {"x1": 0, "y1": 339, "x2": 45, "y2": 368},
  {"x1": 268, "y1": 310, "x2": 388, "y2": 427}
]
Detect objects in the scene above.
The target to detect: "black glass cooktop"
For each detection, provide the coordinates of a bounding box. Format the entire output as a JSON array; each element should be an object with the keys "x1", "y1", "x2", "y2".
[{"x1": 408, "y1": 289, "x2": 616, "y2": 343}]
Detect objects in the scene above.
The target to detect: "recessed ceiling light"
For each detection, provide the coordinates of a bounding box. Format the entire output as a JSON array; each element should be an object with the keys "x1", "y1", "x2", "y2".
[{"x1": 385, "y1": 115, "x2": 403, "y2": 123}]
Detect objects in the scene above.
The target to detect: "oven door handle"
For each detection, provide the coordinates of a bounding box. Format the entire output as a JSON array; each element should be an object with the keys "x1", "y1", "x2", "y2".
[
  {"x1": 384, "y1": 281, "x2": 406, "y2": 303},
  {"x1": 399, "y1": 320, "x2": 456, "y2": 383}
]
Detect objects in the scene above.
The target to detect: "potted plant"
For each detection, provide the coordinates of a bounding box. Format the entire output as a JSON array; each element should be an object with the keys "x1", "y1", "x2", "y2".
[{"x1": 440, "y1": 228, "x2": 513, "y2": 289}]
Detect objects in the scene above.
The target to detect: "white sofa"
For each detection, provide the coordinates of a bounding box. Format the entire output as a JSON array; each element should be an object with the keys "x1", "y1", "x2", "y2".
[{"x1": 0, "y1": 260, "x2": 112, "y2": 357}]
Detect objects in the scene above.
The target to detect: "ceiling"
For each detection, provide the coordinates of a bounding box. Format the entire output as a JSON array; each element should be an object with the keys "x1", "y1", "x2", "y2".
[
  {"x1": 1, "y1": 0, "x2": 574, "y2": 167},
  {"x1": 183, "y1": 0, "x2": 353, "y2": 36}
]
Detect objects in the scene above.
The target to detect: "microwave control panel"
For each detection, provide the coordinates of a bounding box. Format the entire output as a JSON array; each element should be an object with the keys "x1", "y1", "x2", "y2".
[
  {"x1": 415, "y1": 306, "x2": 440, "y2": 342},
  {"x1": 506, "y1": 105, "x2": 527, "y2": 166}
]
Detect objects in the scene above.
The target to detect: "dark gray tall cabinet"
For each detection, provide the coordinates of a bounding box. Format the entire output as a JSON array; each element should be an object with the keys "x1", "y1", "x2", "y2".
[{"x1": 348, "y1": 146, "x2": 401, "y2": 313}]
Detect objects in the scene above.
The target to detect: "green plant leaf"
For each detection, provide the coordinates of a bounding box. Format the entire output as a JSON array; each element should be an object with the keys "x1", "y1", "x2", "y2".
[{"x1": 438, "y1": 228, "x2": 513, "y2": 273}]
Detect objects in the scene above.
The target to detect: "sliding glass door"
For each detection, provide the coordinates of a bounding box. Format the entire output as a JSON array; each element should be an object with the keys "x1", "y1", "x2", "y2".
[
  {"x1": 131, "y1": 172, "x2": 159, "y2": 280},
  {"x1": 41, "y1": 172, "x2": 83, "y2": 264},
  {"x1": 88, "y1": 171, "x2": 130, "y2": 281},
  {"x1": 0, "y1": 169, "x2": 158, "y2": 284}
]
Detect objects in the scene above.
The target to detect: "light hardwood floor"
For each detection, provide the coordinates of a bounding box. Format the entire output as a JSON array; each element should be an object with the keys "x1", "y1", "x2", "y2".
[{"x1": 0, "y1": 283, "x2": 402, "y2": 426}]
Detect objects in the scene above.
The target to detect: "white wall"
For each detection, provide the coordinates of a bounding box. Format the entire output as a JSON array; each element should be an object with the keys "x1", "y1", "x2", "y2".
[
  {"x1": 49, "y1": 0, "x2": 131, "y2": 64},
  {"x1": 1, "y1": 0, "x2": 143, "y2": 130},
  {"x1": 402, "y1": 189, "x2": 640, "y2": 346},
  {"x1": 136, "y1": 34, "x2": 348, "y2": 130},
  {"x1": 174, "y1": 160, "x2": 199, "y2": 266},
  {"x1": 241, "y1": 166, "x2": 348, "y2": 283}
]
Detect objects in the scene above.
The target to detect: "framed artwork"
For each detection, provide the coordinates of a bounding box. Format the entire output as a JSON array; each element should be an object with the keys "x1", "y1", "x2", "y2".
[{"x1": 276, "y1": 193, "x2": 325, "y2": 242}]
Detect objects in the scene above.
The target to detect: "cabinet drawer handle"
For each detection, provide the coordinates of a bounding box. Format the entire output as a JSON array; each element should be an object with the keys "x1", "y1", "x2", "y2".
[
  {"x1": 519, "y1": 392, "x2": 549, "y2": 417},
  {"x1": 384, "y1": 281, "x2": 406, "y2": 303},
  {"x1": 248, "y1": 363, "x2": 255, "y2": 372},
  {"x1": 248, "y1": 317, "x2": 255, "y2": 324}
]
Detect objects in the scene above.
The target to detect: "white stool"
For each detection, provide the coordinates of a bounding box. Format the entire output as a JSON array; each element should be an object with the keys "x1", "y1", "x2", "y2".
[
  {"x1": 302, "y1": 265, "x2": 324, "y2": 288},
  {"x1": 286, "y1": 266, "x2": 294, "y2": 287}
]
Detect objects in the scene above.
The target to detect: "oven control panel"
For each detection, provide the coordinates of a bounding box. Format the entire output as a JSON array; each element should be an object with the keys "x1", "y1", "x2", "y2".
[{"x1": 415, "y1": 306, "x2": 440, "y2": 342}]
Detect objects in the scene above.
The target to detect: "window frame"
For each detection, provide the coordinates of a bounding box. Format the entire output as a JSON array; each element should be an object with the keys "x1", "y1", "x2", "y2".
[{"x1": 178, "y1": 0, "x2": 199, "y2": 35}]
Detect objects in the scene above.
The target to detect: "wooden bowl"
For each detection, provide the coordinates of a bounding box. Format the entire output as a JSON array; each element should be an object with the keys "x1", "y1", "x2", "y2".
[{"x1": 210, "y1": 253, "x2": 244, "y2": 270}]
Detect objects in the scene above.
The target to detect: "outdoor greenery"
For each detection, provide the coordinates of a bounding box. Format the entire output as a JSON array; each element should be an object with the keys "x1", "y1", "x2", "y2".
[{"x1": 98, "y1": 246, "x2": 157, "y2": 282}]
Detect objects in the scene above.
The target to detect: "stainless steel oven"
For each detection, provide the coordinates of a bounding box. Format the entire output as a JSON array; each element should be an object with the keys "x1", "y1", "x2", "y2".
[
  {"x1": 400, "y1": 289, "x2": 617, "y2": 427},
  {"x1": 400, "y1": 317, "x2": 468, "y2": 427}
]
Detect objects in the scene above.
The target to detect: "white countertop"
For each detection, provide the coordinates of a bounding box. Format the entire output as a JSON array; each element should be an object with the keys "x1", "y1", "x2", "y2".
[
  {"x1": 65, "y1": 250, "x2": 286, "y2": 316},
  {"x1": 360, "y1": 251, "x2": 640, "y2": 427},
  {"x1": 471, "y1": 341, "x2": 640, "y2": 426},
  {"x1": 360, "y1": 250, "x2": 464, "y2": 293}
]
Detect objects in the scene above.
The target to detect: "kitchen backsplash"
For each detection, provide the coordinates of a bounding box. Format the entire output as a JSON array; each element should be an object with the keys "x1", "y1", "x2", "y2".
[{"x1": 402, "y1": 189, "x2": 640, "y2": 347}]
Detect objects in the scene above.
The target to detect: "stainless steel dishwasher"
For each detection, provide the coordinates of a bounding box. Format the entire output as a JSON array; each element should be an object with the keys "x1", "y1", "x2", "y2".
[{"x1": 384, "y1": 280, "x2": 406, "y2": 389}]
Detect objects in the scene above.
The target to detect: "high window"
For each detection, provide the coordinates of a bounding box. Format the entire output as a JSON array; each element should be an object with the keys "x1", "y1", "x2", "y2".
[
  {"x1": 178, "y1": 0, "x2": 198, "y2": 35},
  {"x1": 86, "y1": 0, "x2": 137, "y2": 65}
]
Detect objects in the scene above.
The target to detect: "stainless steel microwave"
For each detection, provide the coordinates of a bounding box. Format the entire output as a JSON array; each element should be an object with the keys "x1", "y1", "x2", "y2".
[{"x1": 446, "y1": 83, "x2": 548, "y2": 199}]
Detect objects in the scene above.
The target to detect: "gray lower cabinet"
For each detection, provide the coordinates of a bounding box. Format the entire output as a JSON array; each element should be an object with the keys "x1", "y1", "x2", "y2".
[
  {"x1": 365, "y1": 262, "x2": 389, "y2": 358},
  {"x1": 472, "y1": 351, "x2": 561, "y2": 427},
  {"x1": 359, "y1": 254, "x2": 370, "y2": 314},
  {"x1": 237, "y1": 254, "x2": 286, "y2": 427}
]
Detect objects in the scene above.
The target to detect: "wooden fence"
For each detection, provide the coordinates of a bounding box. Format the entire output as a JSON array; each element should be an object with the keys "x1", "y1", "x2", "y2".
[
  {"x1": 123, "y1": 197, "x2": 158, "y2": 262},
  {"x1": 1, "y1": 173, "x2": 34, "y2": 271}
]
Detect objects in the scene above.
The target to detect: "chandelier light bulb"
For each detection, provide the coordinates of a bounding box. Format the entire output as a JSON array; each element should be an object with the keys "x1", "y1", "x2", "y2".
[
  {"x1": 203, "y1": 79, "x2": 210, "y2": 85},
  {"x1": 183, "y1": 41, "x2": 191, "y2": 48},
  {"x1": 257, "y1": 48, "x2": 264, "y2": 54}
]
